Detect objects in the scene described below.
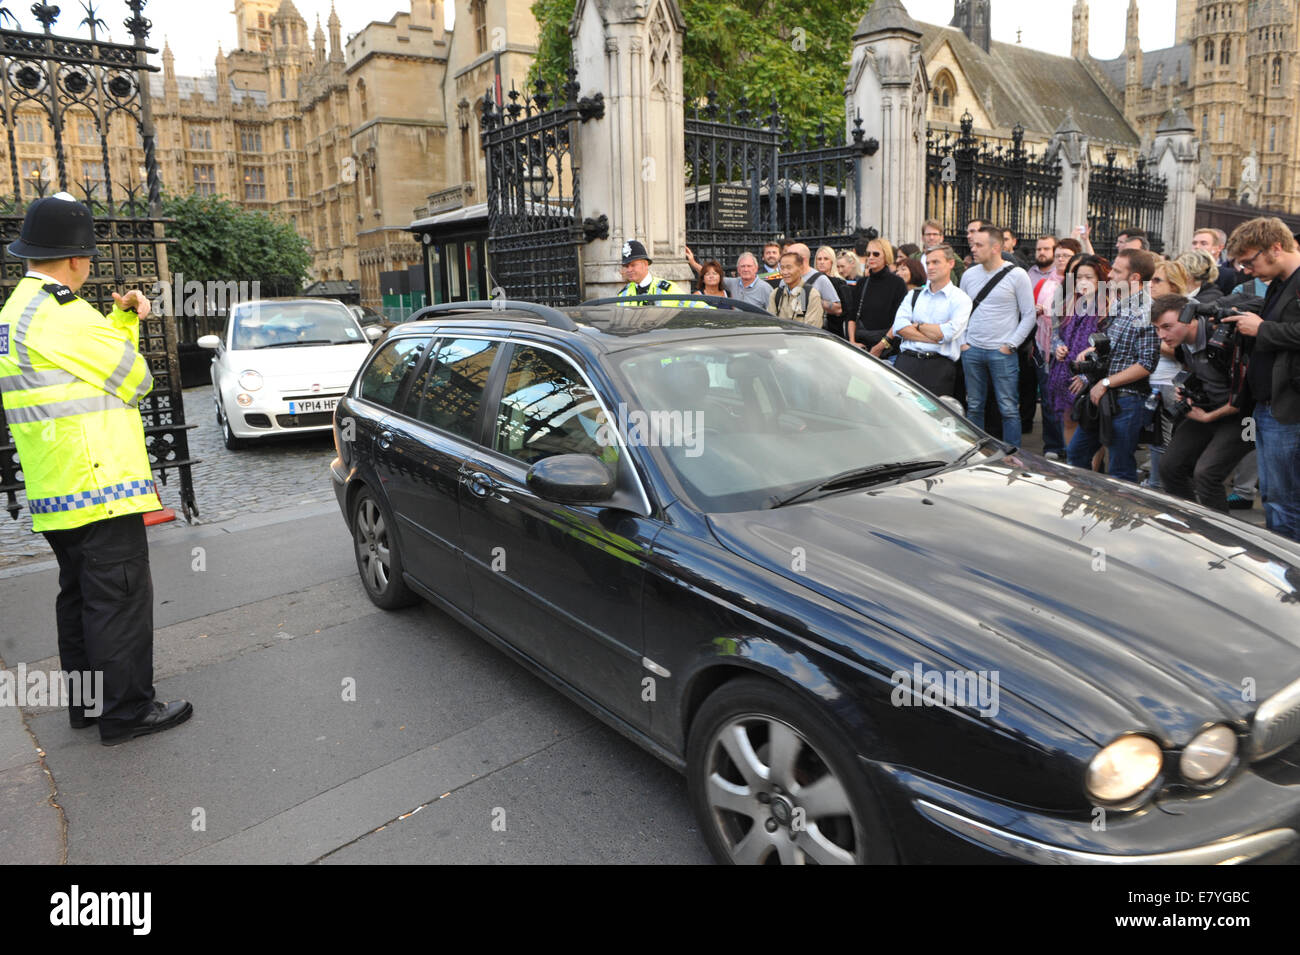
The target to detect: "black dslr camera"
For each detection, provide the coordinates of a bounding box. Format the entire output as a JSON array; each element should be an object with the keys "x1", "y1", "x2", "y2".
[
  {"x1": 1069, "y1": 333, "x2": 1111, "y2": 384},
  {"x1": 1178, "y1": 291, "x2": 1265, "y2": 371},
  {"x1": 1170, "y1": 369, "x2": 1212, "y2": 422}
]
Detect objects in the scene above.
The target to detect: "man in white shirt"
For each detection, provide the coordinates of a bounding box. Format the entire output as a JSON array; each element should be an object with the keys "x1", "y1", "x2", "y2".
[{"x1": 890, "y1": 244, "x2": 971, "y2": 398}]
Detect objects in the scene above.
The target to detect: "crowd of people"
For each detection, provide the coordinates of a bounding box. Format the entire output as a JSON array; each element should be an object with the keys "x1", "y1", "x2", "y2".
[{"x1": 674, "y1": 217, "x2": 1300, "y2": 543}]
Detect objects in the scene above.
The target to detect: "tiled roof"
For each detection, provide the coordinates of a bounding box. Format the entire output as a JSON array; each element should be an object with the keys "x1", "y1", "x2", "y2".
[
  {"x1": 1095, "y1": 45, "x2": 1191, "y2": 91},
  {"x1": 918, "y1": 23, "x2": 1139, "y2": 147},
  {"x1": 148, "y1": 74, "x2": 267, "y2": 106}
]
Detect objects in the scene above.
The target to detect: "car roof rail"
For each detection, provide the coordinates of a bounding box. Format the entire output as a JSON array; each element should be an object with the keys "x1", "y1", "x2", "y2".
[
  {"x1": 577, "y1": 294, "x2": 771, "y2": 315},
  {"x1": 407, "y1": 300, "x2": 578, "y2": 331}
]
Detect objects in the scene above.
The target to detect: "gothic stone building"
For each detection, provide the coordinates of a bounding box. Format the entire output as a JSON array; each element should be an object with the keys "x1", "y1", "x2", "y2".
[{"x1": 1084, "y1": 0, "x2": 1299, "y2": 213}]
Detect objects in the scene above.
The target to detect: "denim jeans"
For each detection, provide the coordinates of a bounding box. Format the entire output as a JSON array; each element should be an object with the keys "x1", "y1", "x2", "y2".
[
  {"x1": 1255, "y1": 404, "x2": 1300, "y2": 542},
  {"x1": 1067, "y1": 393, "x2": 1146, "y2": 483},
  {"x1": 962, "y1": 346, "x2": 1021, "y2": 445},
  {"x1": 1035, "y1": 356, "x2": 1064, "y2": 455}
]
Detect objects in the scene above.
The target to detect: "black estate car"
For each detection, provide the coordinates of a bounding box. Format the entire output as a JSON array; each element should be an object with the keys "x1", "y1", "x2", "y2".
[{"x1": 330, "y1": 298, "x2": 1300, "y2": 865}]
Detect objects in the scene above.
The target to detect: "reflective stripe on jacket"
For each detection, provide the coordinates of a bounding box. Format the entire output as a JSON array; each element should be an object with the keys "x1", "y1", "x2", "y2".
[
  {"x1": 615, "y1": 277, "x2": 711, "y2": 308},
  {"x1": 0, "y1": 276, "x2": 159, "y2": 531}
]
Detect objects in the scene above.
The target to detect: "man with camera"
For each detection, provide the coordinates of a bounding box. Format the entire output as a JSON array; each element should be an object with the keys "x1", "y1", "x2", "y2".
[
  {"x1": 1065, "y1": 249, "x2": 1160, "y2": 483},
  {"x1": 1148, "y1": 294, "x2": 1253, "y2": 512},
  {"x1": 1221, "y1": 217, "x2": 1300, "y2": 541}
]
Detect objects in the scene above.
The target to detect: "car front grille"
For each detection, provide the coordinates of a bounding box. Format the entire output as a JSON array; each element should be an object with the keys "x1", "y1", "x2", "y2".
[
  {"x1": 275, "y1": 412, "x2": 335, "y2": 428},
  {"x1": 1252, "y1": 675, "x2": 1300, "y2": 760}
]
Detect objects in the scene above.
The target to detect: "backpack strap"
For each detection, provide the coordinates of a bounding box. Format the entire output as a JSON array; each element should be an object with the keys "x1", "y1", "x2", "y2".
[{"x1": 968, "y1": 265, "x2": 1012, "y2": 316}]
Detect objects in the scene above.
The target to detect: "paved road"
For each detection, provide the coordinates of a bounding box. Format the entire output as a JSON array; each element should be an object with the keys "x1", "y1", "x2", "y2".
[{"x1": 2, "y1": 502, "x2": 710, "y2": 864}]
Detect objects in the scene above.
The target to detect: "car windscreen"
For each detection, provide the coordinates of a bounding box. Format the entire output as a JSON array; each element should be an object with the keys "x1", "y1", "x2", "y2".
[
  {"x1": 230, "y1": 303, "x2": 364, "y2": 350},
  {"x1": 613, "y1": 333, "x2": 989, "y2": 512}
]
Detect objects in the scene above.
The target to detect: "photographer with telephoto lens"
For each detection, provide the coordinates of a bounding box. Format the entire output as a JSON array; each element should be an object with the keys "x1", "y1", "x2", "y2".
[{"x1": 1148, "y1": 293, "x2": 1256, "y2": 512}]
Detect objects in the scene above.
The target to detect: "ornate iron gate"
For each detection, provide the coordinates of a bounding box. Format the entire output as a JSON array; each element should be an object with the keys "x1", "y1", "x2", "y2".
[
  {"x1": 0, "y1": 1, "x2": 197, "y2": 523},
  {"x1": 925, "y1": 112, "x2": 1061, "y2": 259},
  {"x1": 684, "y1": 94, "x2": 874, "y2": 266},
  {"x1": 480, "y1": 72, "x2": 605, "y2": 307},
  {"x1": 1087, "y1": 149, "x2": 1167, "y2": 255}
]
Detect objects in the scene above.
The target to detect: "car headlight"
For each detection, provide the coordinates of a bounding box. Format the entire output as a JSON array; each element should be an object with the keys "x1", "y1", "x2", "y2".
[
  {"x1": 1180, "y1": 724, "x2": 1237, "y2": 784},
  {"x1": 238, "y1": 370, "x2": 263, "y2": 392},
  {"x1": 1087, "y1": 734, "x2": 1162, "y2": 803}
]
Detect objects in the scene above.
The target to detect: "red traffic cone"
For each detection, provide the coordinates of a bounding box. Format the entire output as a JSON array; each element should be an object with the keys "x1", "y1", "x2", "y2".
[{"x1": 143, "y1": 480, "x2": 176, "y2": 526}]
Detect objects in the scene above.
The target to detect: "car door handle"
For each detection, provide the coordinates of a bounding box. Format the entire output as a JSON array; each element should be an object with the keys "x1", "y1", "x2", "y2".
[
  {"x1": 378, "y1": 429, "x2": 393, "y2": 450},
  {"x1": 464, "y1": 470, "x2": 494, "y2": 498}
]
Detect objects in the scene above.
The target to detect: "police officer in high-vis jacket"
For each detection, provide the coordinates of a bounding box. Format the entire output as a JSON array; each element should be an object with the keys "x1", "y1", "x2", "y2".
[
  {"x1": 0, "y1": 193, "x2": 192, "y2": 746},
  {"x1": 615, "y1": 239, "x2": 704, "y2": 307}
]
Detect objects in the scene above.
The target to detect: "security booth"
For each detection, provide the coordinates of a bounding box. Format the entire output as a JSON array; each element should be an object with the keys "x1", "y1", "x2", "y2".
[
  {"x1": 302, "y1": 279, "x2": 361, "y2": 306},
  {"x1": 379, "y1": 268, "x2": 429, "y2": 323},
  {"x1": 408, "y1": 203, "x2": 490, "y2": 306}
]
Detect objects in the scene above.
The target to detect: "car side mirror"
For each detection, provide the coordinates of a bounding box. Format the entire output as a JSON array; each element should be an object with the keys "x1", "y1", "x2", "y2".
[
  {"x1": 526, "y1": 454, "x2": 616, "y2": 505},
  {"x1": 197, "y1": 335, "x2": 221, "y2": 350},
  {"x1": 364, "y1": 325, "x2": 384, "y2": 341}
]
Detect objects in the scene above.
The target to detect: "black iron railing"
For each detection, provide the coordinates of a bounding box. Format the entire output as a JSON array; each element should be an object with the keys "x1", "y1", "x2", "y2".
[{"x1": 1088, "y1": 149, "x2": 1167, "y2": 256}]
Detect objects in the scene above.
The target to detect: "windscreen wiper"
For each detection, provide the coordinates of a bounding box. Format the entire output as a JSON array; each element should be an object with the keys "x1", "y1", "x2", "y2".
[
  {"x1": 260, "y1": 339, "x2": 337, "y2": 348},
  {"x1": 767, "y1": 459, "x2": 949, "y2": 509}
]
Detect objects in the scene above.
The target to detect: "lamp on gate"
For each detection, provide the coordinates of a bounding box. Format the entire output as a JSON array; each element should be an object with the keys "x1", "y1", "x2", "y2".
[{"x1": 523, "y1": 162, "x2": 552, "y2": 201}]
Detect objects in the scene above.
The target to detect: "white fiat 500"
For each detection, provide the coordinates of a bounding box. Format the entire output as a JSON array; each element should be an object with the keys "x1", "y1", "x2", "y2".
[{"x1": 199, "y1": 298, "x2": 382, "y2": 449}]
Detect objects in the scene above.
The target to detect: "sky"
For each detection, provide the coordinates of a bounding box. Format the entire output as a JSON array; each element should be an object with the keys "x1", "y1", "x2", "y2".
[{"x1": 27, "y1": 0, "x2": 1179, "y2": 79}]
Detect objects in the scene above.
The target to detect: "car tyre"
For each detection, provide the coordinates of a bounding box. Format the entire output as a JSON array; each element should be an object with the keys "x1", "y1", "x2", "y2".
[
  {"x1": 351, "y1": 486, "x2": 418, "y2": 610},
  {"x1": 686, "y1": 676, "x2": 894, "y2": 865},
  {"x1": 219, "y1": 400, "x2": 246, "y2": 451}
]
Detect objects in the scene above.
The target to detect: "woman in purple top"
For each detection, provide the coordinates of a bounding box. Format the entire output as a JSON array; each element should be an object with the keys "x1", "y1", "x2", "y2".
[{"x1": 1045, "y1": 255, "x2": 1110, "y2": 449}]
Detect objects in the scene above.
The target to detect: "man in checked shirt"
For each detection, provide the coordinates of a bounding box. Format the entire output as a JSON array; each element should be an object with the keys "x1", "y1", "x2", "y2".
[{"x1": 1065, "y1": 248, "x2": 1161, "y2": 483}]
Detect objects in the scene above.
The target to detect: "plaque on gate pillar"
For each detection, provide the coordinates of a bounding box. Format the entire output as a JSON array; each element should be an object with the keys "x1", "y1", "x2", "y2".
[{"x1": 710, "y1": 184, "x2": 753, "y2": 232}]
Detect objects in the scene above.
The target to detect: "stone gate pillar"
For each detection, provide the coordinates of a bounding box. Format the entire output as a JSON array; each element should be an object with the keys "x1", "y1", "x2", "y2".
[
  {"x1": 571, "y1": 0, "x2": 690, "y2": 298},
  {"x1": 1150, "y1": 106, "x2": 1199, "y2": 254},
  {"x1": 845, "y1": 0, "x2": 927, "y2": 245},
  {"x1": 1046, "y1": 110, "x2": 1091, "y2": 242}
]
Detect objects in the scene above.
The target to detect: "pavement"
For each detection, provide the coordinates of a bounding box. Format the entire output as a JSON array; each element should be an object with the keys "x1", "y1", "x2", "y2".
[{"x1": 0, "y1": 388, "x2": 1272, "y2": 864}]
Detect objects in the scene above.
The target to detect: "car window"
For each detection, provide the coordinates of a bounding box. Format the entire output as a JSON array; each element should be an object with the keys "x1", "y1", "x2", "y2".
[
  {"x1": 493, "y1": 345, "x2": 609, "y2": 465},
  {"x1": 412, "y1": 337, "x2": 500, "y2": 439},
  {"x1": 230, "y1": 302, "x2": 363, "y2": 349},
  {"x1": 358, "y1": 337, "x2": 427, "y2": 409}
]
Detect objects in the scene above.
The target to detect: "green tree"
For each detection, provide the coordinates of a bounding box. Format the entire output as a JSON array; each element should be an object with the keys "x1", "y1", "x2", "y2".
[
  {"x1": 161, "y1": 192, "x2": 312, "y2": 297},
  {"x1": 529, "y1": 0, "x2": 872, "y2": 142}
]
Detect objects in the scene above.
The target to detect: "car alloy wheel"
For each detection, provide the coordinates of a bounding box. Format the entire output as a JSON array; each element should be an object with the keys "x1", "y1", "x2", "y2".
[
  {"x1": 351, "y1": 488, "x2": 417, "y2": 609},
  {"x1": 687, "y1": 677, "x2": 892, "y2": 865}
]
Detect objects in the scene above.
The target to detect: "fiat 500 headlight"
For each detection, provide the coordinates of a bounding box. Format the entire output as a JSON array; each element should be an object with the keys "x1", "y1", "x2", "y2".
[
  {"x1": 238, "y1": 370, "x2": 263, "y2": 392},
  {"x1": 1087, "y1": 734, "x2": 1163, "y2": 803},
  {"x1": 1180, "y1": 725, "x2": 1237, "y2": 784}
]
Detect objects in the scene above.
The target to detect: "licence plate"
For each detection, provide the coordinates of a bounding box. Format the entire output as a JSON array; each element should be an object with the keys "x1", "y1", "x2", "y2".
[{"x1": 288, "y1": 397, "x2": 339, "y2": 414}]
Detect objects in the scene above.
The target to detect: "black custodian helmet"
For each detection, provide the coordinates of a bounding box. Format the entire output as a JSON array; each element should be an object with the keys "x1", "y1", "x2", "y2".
[{"x1": 7, "y1": 192, "x2": 100, "y2": 259}]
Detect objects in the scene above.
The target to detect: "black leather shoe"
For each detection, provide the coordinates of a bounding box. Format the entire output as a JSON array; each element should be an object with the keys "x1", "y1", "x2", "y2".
[
  {"x1": 100, "y1": 700, "x2": 193, "y2": 747},
  {"x1": 69, "y1": 708, "x2": 97, "y2": 729}
]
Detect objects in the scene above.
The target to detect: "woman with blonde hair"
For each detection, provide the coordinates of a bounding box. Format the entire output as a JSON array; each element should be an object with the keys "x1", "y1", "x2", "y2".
[
  {"x1": 1142, "y1": 258, "x2": 1195, "y2": 491},
  {"x1": 1148, "y1": 259, "x2": 1194, "y2": 298},
  {"x1": 1176, "y1": 249, "x2": 1223, "y2": 302},
  {"x1": 845, "y1": 237, "x2": 906, "y2": 353}
]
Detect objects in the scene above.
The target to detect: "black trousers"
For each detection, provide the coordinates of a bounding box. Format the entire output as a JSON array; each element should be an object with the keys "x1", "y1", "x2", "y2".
[
  {"x1": 42, "y1": 513, "x2": 155, "y2": 733},
  {"x1": 1161, "y1": 414, "x2": 1253, "y2": 513},
  {"x1": 895, "y1": 351, "x2": 958, "y2": 397}
]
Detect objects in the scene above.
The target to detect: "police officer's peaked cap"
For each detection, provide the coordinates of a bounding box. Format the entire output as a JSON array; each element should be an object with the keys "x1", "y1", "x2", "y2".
[
  {"x1": 621, "y1": 239, "x2": 651, "y2": 266},
  {"x1": 7, "y1": 192, "x2": 100, "y2": 260}
]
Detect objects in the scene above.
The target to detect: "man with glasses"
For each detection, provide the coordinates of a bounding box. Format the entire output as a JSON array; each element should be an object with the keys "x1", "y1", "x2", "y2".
[{"x1": 1221, "y1": 217, "x2": 1300, "y2": 541}]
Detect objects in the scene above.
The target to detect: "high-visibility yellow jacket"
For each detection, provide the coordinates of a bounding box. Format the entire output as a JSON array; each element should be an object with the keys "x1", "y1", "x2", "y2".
[
  {"x1": 0, "y1": 275, "x2": 159, "y2": 532},
  {"x1": 616, "y1": 275, "x2": 711, "y2": 308}
]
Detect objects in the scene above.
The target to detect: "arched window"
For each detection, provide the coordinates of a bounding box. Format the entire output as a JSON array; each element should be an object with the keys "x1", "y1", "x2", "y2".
[
  {"x1": 1220, "y1": 38, "x2": 1230, "y2": 65},
  {"x1": 931, "y1": 71, "x2": 955, "y2": 109},
  {"x1": 358, "y1": 80, "x2": 368, "y2": 120},
  {"x1": 1218, "y1": 111, "x2": 1226, "y2": 140},
  {"x1": 1203, "y1": 38, "x2": 1213, "y2": 62},
  {"x1": 258, "y1": 12, "x2": 265, "y2": 29},
  {"x1": 280, "y1": 74, "x2": 286, "y2": 98},
  {"x1": 1270, "y1": 123, "x2": 1277, "y2": 151},
  {"x1": 1273, "y1": 56, "x2": 1283, "y2": 85}
]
